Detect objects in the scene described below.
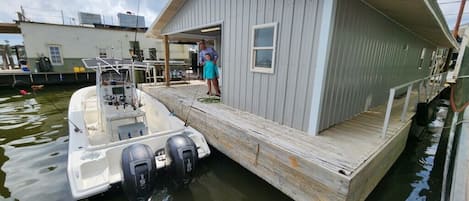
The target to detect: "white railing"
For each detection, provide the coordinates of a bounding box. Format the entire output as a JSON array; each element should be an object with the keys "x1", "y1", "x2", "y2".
[{"x1": 381, "y1": 72, "x2": 447, "y2": 137}]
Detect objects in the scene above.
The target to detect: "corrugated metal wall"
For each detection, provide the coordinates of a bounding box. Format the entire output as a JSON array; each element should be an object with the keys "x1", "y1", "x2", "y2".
[
  {"x1": 319, "y1": 0, "x2": 436, "y2": 130},
  {"x1": 162, "y1": 0, "x2": 323, "y2": 131}
]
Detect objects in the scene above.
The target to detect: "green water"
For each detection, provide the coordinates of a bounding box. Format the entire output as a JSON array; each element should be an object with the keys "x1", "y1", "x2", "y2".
[
  {"x1": 0, "y1": 85, "x2": 450, "y2": 201},
  {"x1": 0, "y1": 85, "x2": 292, "y2": 201},
  {"x1": 367, "y1": 111, "x2": 450, "y2": 201}
]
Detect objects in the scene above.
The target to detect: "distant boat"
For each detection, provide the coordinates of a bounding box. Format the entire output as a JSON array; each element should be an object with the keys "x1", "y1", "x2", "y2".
[{"x1": 67, "y1": 58, "x2": 210, "y2": 200}]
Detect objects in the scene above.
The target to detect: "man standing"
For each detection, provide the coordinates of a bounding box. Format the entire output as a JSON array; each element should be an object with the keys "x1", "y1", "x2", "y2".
[{"x1": 198, "y1": 40, "x2": 221, "y2": 95}]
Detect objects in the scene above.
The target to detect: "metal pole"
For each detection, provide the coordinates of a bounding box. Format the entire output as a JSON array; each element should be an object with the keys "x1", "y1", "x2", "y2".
[
  {"x1": 382, "y1": 88, "x2": 395, "y2": 138},
  {"x1": 424, "y1": 79, "x2": 428, "y2": 102},
  {"x1": 153, "y1": 65, "x2": 157, "y2": 85},
  {"x1": 61, "y1": 10, "x2": 64, "y2": 25},
  {"x1": 20, "y1": 6, "x2": 25, "y2": 21},
  {"x1": 453, "y1": 0, "x2": 467, "y2": 38},
  {"x1": 164, "y1": 35, "x2": 170, "y2": 87},
  {"x1": 401, "y1": 84, "x2": 413, "y2": 122}
]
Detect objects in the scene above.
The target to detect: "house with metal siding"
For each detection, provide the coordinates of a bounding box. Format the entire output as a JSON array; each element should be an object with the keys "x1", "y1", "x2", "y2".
[{"x1": 146, "y1": 0, "x2": 456, "y2": 135}]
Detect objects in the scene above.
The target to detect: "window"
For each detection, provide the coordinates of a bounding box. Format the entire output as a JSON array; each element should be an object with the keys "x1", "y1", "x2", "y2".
[
  {"x1": 99, "y1": 48, "x2": 107, "y2": 58},
  {"x1": 251, "y1": 22, "x2": 278, "y2": 73},
  {"x1": 418, "y1": 48, "x2": 426, "y2": 70},
  {"x1": 129, "y1": 41, "x2": 143, "y2": 61},
  {"x1": 48, "y1": 45, "x2": 63, "y2": 65},
  {"x1": 149, "y1": 48, "x2": 157, "y2": 60}
]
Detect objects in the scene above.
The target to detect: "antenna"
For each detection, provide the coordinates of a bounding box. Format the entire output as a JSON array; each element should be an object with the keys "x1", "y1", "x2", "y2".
[{"x1": 132, "y1": 0, "x2": 141, "y2": 62}]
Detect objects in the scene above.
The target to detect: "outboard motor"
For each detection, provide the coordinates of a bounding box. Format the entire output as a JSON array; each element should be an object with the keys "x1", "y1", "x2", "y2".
[
  {"x1": 121, "y1": 144, "x2": 156, "y2": 201},
  {"x1": 166, "y1": 135, "x2": 198, "y2": 187}
]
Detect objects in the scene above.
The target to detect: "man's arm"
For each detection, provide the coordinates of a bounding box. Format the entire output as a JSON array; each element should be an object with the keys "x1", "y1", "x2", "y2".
[
  {"x1": 198, "y1": 51, "x2": 204, "y2": 66},
  {"x1": 211, "y1": 48, "x2": 219, "y2": 65}
]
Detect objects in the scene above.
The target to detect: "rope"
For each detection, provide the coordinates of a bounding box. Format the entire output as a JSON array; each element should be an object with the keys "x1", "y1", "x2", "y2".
[{"x1": 450, "y1": 83, "x2": 469, "y2": 112}]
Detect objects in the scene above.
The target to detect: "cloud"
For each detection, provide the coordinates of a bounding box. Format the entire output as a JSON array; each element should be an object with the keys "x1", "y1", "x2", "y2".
[{"x1": 0, "y1": 0, "x2": 168, "y2": 26}]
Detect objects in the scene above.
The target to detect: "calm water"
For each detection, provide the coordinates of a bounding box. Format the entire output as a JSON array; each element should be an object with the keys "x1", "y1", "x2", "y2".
[
  {"x1": 367, "y1": 110, "x2": 450, "y2": 201},
  {"x1": 0, "y1": 85, "x2": 292, "y2": 201},
  {"x1": 0, "y1": 85, "x2": 449, "y2": 201}
]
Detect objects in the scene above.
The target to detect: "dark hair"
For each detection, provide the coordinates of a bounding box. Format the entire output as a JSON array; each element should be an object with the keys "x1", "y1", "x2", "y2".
[{"x1": 205, "y1": 53, "x2": 211, "y2": 58}]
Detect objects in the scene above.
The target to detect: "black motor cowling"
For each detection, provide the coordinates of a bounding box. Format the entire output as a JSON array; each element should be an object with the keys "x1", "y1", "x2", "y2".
[
  {"x1": 166, "y1": 135, "x2": 198, "y2": 187},
  {"x1": 121, "y1": 143, "x2": 156, "y2": 201}
]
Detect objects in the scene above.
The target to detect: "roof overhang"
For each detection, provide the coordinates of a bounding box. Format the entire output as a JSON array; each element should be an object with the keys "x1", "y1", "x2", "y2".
[
  {"x1": 0, "y1": 23, "x2": 21, "y2": 34},
  {"x1": 362, "y1": 0, "x2": 458, "y2": 48},
  {"x1": 145, "y1": 0, "x2": 186, "y2": 39},
  {"x1": 148, "y1": 0, "x2": 457, "y2": 48}
]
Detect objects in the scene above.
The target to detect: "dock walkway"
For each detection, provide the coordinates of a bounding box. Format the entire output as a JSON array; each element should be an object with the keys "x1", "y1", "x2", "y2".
[{"x1": 141, "y1": 81, "x2": 434, "y2": 201}]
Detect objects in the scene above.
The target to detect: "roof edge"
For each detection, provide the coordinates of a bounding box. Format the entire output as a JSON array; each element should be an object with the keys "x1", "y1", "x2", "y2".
[
  {"x1": 424, "y1": 0, "x2": 459, "y2": 49},
  {"x1": 146, "y1": 0, "x2": 186, "y2": 38}
]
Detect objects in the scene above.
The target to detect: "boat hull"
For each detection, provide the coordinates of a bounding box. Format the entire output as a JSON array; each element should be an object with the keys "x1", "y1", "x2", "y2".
[{"x1": 67, "y1": 86, "x2": 210, "y2": 200}]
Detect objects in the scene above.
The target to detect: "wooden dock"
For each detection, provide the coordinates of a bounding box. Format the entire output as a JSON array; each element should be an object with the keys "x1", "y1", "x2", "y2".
[
  {"x1": 141, "y1": 81, "x2": 432, "y2": 201},
  {"x1": 0, "y1": 72, "x2": 96, "y2": 87}
]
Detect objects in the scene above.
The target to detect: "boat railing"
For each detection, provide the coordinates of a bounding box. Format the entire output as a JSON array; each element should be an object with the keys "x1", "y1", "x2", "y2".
[
  {"x1": 381, "y1": 71, "x2": 448, "y2": 137},
  {"x1": 81, "y1": 58, "x2": 151, "y2": 72}
]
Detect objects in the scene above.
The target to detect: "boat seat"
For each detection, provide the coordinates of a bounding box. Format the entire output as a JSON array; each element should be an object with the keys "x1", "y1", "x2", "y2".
[
  {"x1": 106, "y1": 110, "x2": 145, "y2": 121},
  {"x1": 117, "y1": 122, "x2": 148, "y2": 140}
]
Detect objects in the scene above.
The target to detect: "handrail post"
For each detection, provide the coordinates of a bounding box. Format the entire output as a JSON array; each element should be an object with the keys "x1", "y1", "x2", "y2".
[
  {"x1": 439, "y1": 73, "x2": 446, "y2": 91},
  {"x1": 424, "y1": 79, "x2": 428, "y2": 102},
  {"x1": 430, "y1": 76, "x2": 435, "y2": 98},
  {"x1": 417, "y1": 81, "x2": 421, "y2": 102},
  {"x1": 381, "y1": 88, "x2": 395, "y2": 138},
  {"x1": 153, "y1": 65, "x2": 157, "y2": 85},
  {"x1": 400, "y1": 84, "x2": 413, "y2": 122}
]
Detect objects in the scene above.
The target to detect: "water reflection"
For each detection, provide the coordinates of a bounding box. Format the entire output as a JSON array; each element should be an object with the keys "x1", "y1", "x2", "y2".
[
  {"x1": 367, "y1": 107, "x2": 450, "y2": 201},
  {"x1": 0, "y1": 86, "x2": 74, "y2": 201},
  {"x1": 1, "y1": 84, "x2": 448, "y2": 201},
  {"x1": 0, "y1": 85, "x2": 292, "y2": 201}
]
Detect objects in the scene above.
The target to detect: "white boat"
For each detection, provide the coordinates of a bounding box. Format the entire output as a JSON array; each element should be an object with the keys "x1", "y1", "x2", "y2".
[{"x1": 67, "y1": 58, "x2": 210, "y2": 200}]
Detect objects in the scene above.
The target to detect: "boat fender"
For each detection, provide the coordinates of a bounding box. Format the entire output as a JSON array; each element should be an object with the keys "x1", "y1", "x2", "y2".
[
  {"x1": 416, "y1": 102, "x2": 429, "y2": 126},
  {"x1": 166, "y1": 135, "x2": 198, "y2": 187},
  {"x1": 121, "y1": 143, "x2": 157, "y2": 201}
]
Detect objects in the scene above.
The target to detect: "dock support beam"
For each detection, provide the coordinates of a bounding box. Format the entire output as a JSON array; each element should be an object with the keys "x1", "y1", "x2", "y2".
[{"x1": 164, "y1": 35, "x2": 170, "y2": 87}]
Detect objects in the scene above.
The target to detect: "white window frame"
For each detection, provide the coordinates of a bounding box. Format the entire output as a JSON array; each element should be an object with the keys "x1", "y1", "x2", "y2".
[
  {"x1": 47, "y1": 45, "x2": 63, "y2": 65},
  {"x1": 250, "y1": 22, "x2": 278, "y2": 74}
]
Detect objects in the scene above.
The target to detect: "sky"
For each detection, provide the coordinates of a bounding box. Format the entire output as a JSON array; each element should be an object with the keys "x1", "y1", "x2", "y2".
[
  {"x1": 438, "y1": 0, "x2": 469, "y2": 29},
  {"x1": 0, "y1": 0, "x2": 468, "y2": 46},
  {"x1": 0, "y1": 0, "x2": 168, "y2": 45}
]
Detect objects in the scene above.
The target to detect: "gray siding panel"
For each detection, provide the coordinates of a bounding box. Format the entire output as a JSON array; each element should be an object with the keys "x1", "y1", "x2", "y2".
[
  {"x1": 161, "y1": 0, "x2": 321, "y2": 131},
  {"x1": 319, "y1": 0, "x2": 435, "y2": 130}
]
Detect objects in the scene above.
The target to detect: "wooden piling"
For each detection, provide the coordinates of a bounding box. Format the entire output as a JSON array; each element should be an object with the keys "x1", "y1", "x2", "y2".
[{"x1": 163, "y1": 35, "x2": 170, "y2": 87}]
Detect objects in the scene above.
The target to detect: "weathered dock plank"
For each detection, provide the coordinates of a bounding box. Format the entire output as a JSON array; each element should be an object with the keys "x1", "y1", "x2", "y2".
[{"x1": 141, "y1": 82, "x2": 422, "y2": 201}]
